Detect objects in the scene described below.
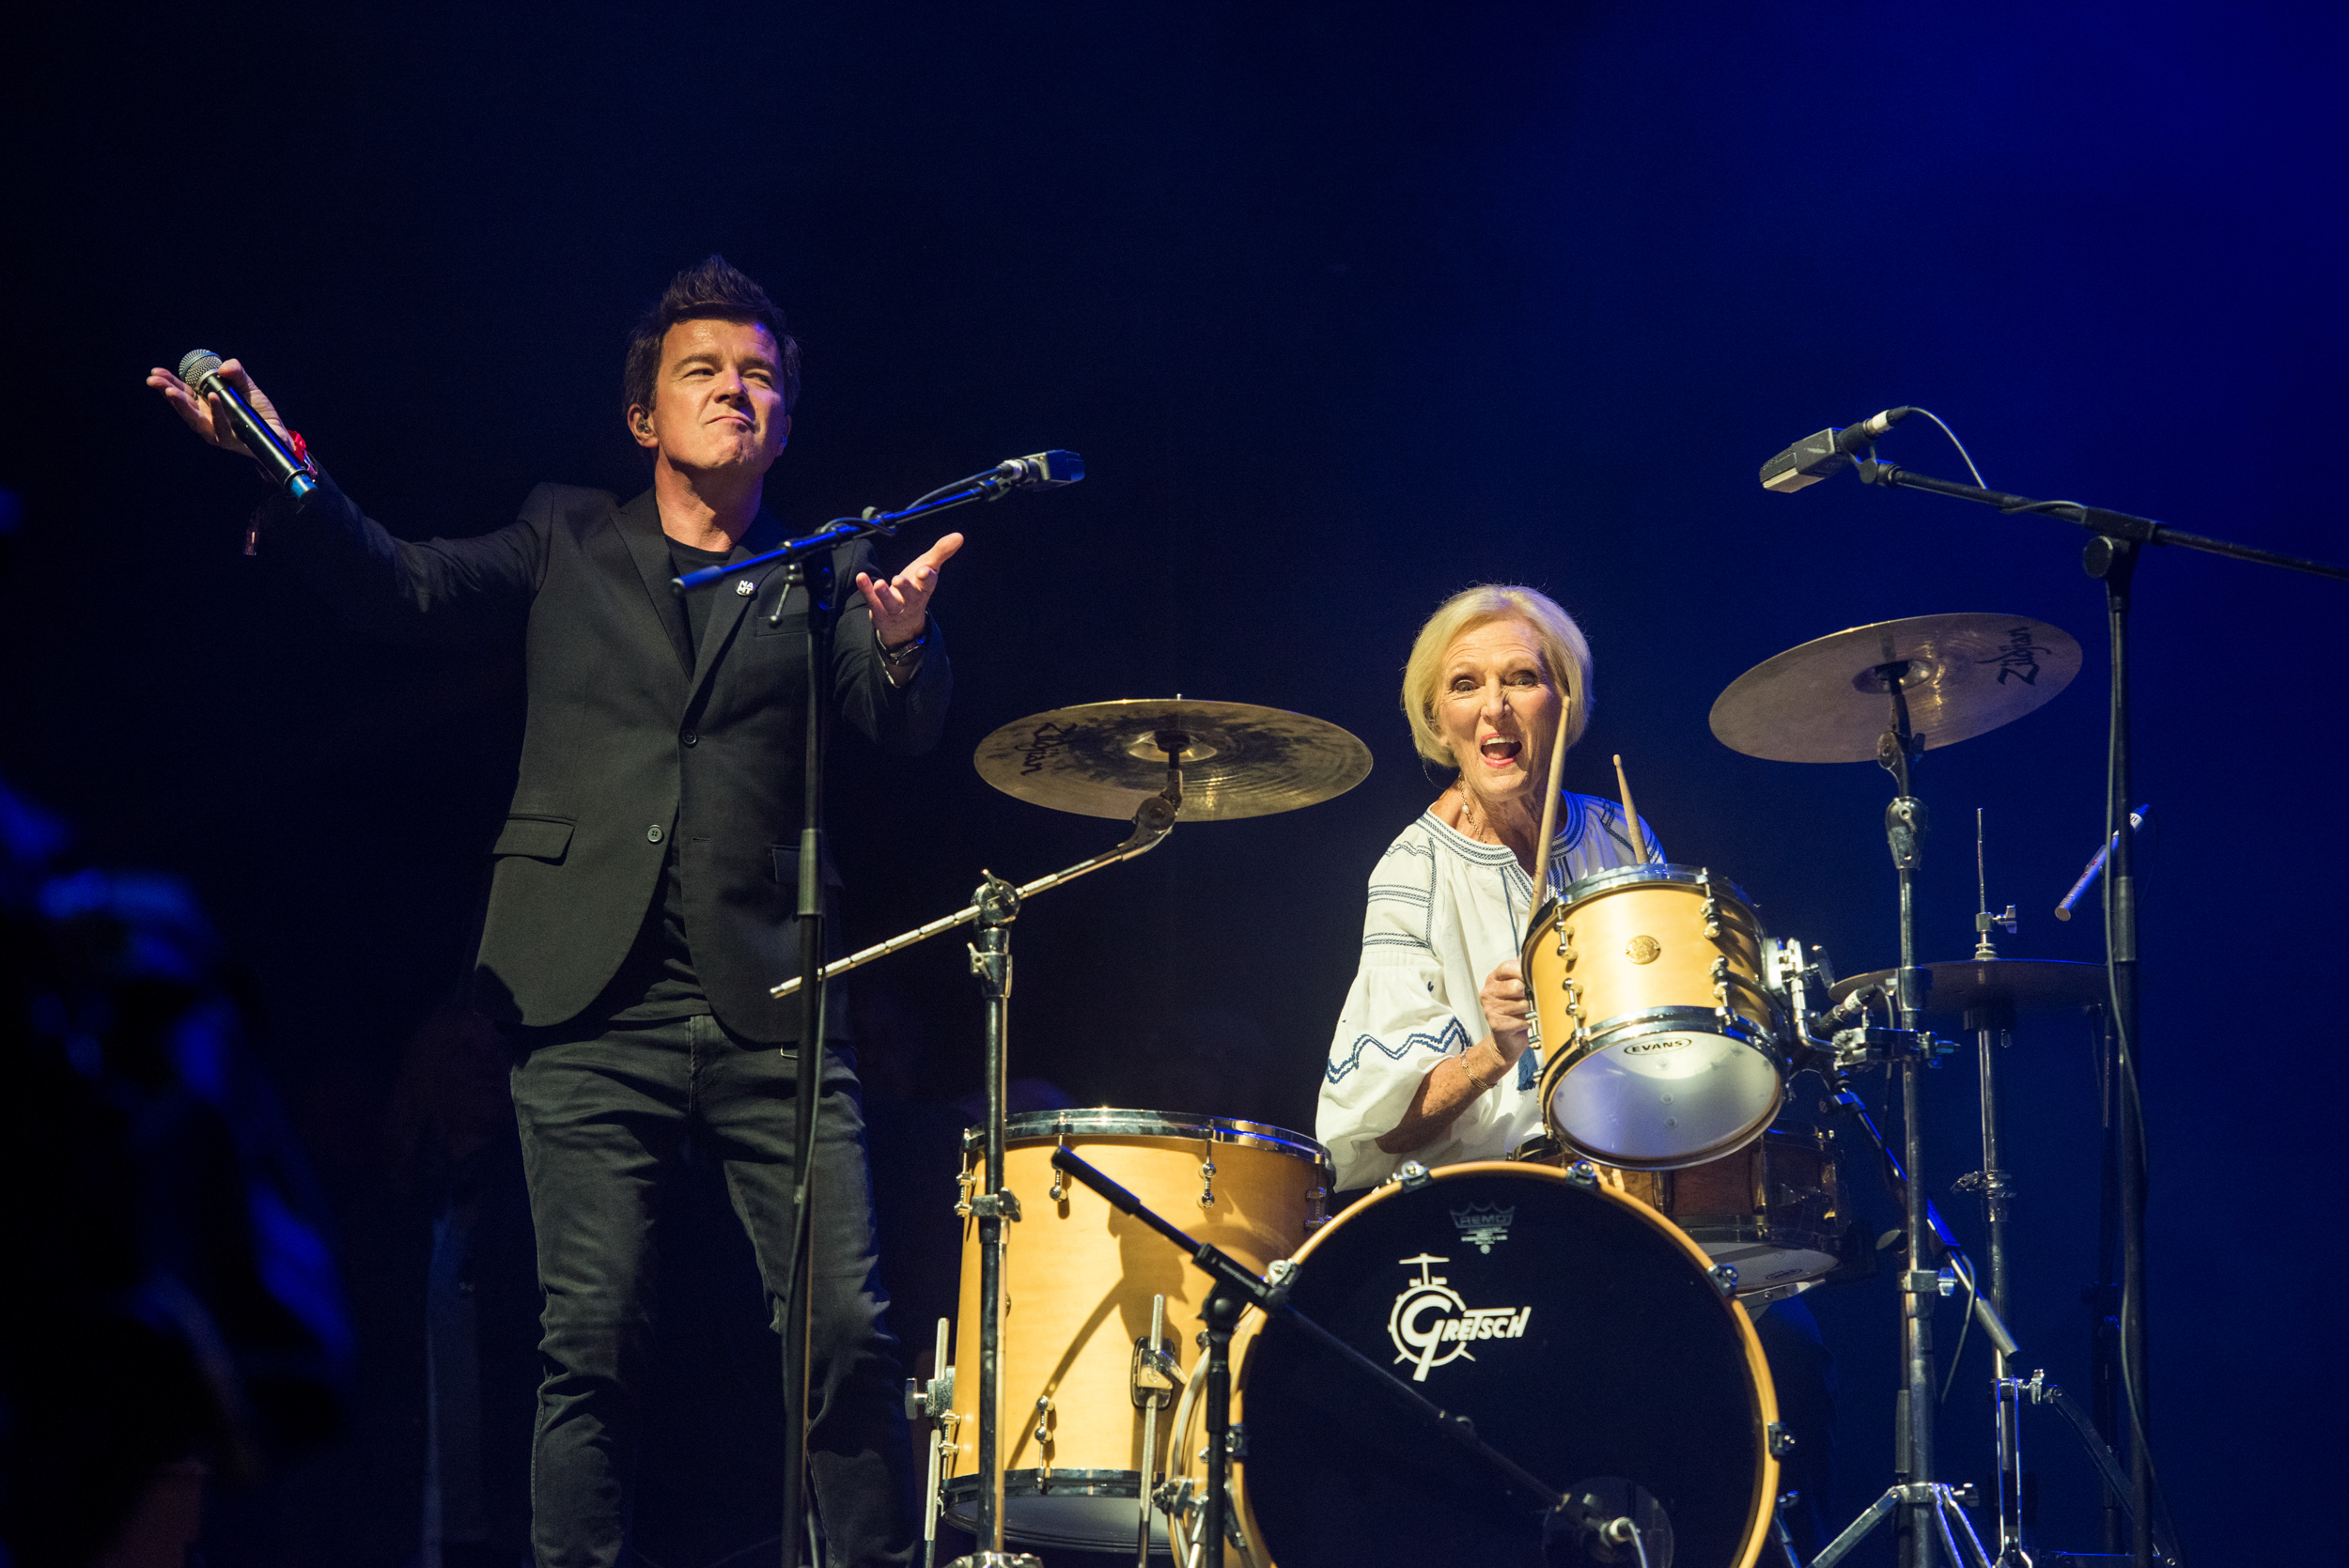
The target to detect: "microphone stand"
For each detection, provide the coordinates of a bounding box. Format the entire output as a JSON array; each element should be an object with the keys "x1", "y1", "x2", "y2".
[
  {"x1": 1843, "y1": 456, "x2": 2349, "y2": 1568},
  {"x1": 671, "y1": 458, "x2": 1079, "y2": 1568}
]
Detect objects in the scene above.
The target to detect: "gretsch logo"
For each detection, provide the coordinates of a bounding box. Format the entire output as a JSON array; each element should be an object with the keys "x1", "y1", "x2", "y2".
[{"x1": 1386, "y1": 1254, "x2": 1533, "y2": 1382}]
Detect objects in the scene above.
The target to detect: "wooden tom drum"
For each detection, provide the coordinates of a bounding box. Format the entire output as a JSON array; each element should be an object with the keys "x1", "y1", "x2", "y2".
[
  {"x1": 1525, "y1": 863, "x2": 1786, "y2": 1171},
  {"x1": 939, "y1": 1109, "x2": 1330, "y2": 1553}
]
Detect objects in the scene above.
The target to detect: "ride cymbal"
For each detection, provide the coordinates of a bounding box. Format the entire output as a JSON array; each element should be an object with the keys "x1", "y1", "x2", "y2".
[
  {"x1": 1709, "y1": 613, "x2": 2080, "y2": 763},
  {"x1": 974, "y1": 699, "x2": 1373, "y2": 821},
  {"x1": 1828, "y1": 959, "x2": 2109, "y2": 1017}
]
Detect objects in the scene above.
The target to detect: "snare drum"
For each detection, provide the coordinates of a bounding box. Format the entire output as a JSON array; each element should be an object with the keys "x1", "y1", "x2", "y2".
[
  {"x1": 1525, "y1": 863, "x2": 1786, "y2": 1170},
  {"x1": 1169, "y1": 1161, "x2": 1781, "y2": 1568},
  {"x1": 938, "y1": 1110, "x2": 1330, "y2": 1553}
]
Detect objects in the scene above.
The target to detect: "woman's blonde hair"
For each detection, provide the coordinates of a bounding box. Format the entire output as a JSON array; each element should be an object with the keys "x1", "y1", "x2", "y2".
[{"x1": 1401, "y1": 584, "x2": 1594, "y2": 768}]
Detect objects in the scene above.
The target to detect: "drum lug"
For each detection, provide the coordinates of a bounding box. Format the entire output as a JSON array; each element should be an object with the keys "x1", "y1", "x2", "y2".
[
  {"x1": 1563, "y1": 1160, "x2": 1599, "y2": 1189},
  {"x1": 1397, "y1": 1159, "x2": 1432, "y2": 1192},
  {"x1": 1767, "y1": 1420, "x2": 1797, "y2": 1457},
  {"x1": 1708, "y1": 1262, "x2": 1740, "y2": 1296},
  {"x1": 1702, "y1": 896, "x2": 1722, "y2": 940},
  {"x1": 1198, "y1": 1156, "x2": 1217, "y2": 1208},
  {"x1": 1303, "y1": 1184, "x2": 1330, "y2": 1231},
  {"x1": 1223, "y1": 1423, "x2": 1249, "y2": 1459},
  {"x1": 1033, "y1": 1392, "x2": 1054, "y2": 1447}
]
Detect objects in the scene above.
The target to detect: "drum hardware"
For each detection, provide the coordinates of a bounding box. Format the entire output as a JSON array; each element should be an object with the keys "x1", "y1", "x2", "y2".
[
  {"x1": 1812, "y1": 1483, "x2": 1997, "y2": 1568},
  {"x1": 1198, "y1": 1156, "x2": 1217, "y2": 1207},
  {"x1": 1998, "y1": 1372, "x2": 2181, "y2": 1567},
  {"x1": 1132, "y1": 1295, "x2": 1176, "y2": 1568},
  {"x1": 912, "y1": 1317, "x2": 959, "y2": 1568},
  {"x1": 1049, "y1": 1148, "x2": 1705, "y2": 1568}
]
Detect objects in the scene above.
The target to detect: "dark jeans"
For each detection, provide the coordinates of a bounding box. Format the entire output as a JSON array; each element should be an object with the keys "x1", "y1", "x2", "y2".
[{"x1": 510, "y1": 1013, "x2": 915, "y2": 1568}]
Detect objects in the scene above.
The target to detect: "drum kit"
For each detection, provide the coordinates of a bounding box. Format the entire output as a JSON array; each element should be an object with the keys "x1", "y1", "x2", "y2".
[{"x1": 799, "y1": 613, "x2": 2171, "y2": 1568}]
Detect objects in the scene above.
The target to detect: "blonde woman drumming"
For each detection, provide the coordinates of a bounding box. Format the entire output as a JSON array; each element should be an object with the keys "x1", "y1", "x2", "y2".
[{"x1": 1315, "y1": 585, "x2": 1657, "y2": 1191}]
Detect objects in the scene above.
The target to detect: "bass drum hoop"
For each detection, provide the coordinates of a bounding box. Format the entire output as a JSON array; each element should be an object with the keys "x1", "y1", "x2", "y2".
[{"x1": 1215, "y1": 1160, "x2": 1781, "y2": 1568}]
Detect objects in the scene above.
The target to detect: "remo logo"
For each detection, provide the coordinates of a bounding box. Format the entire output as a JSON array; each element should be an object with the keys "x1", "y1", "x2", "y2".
[{"x1": 1386, "y1": 1254, "x2": 1533, "y2": 1382}]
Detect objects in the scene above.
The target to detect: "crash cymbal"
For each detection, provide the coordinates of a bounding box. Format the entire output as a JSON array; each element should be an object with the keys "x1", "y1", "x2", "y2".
[
  {"x1": 1710, "y1": 613, "x2": 2080, "y2": 763},
  {"x1": 1828, "y1": 959, "x2": 2108, "y2": 1017},
  {"x1": 974, "y1": 699, "x2": 1373, "y2": 821}
]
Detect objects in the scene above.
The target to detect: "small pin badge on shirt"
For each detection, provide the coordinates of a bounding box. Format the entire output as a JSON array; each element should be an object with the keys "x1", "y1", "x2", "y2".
[{"x1": 735, "y1": 579, "x2": 756, "y2": 597}]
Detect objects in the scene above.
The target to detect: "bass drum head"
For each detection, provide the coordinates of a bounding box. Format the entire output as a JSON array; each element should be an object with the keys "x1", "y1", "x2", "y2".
[{"x1": 1238, "y1": 1163, "x2": 1777, "y2": 1568}]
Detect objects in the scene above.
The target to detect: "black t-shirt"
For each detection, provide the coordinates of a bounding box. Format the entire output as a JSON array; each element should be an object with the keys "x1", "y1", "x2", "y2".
[
  {"x1": 599, "y1": 538, "x2": 735, "y2": 1021},
  {"x1": 669, "y1": 538, "x2": 731, "y2": 660}
]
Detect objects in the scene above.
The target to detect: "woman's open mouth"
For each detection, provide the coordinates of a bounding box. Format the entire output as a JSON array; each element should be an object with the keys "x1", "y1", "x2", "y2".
[{"x1": 1479, "y1": 736, "x2": 1521, "y2": 768}]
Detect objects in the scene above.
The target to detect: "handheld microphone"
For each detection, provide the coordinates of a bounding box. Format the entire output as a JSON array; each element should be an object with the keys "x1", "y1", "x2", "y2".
[
  {"x1": 1759, "y1": 407, "x2": 1914, "y2": 493},
  {"x1": 991, "y1": 450, "x2": 1083, "y2": 489},
  {"x1": 178, "y1": 350, "x2": 316, "y2": 501}
]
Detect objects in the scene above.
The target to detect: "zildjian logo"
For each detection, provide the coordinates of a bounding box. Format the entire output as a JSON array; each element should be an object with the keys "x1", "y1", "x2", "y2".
[
  {"x1": 1019, "y1": 722, "x2": 1072, "y2": 776},
  {"x1": 1450, "y1": 1201, "x2": 1515, "y2": 1253},
  {"x1": 1386, "y1": 1255, "x2": 1533, "y2": 1382},
  {"x1": 1978, "y1": 626, "x2": 2055, "y2": 687}
]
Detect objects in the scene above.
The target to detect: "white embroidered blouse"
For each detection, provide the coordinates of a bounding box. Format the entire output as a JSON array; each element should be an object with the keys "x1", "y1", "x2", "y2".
[{"x1": 1315, "y1": 792, "x2": 1659, "y2": 1191}]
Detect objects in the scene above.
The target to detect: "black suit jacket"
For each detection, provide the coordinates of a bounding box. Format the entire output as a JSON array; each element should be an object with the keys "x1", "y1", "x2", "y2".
[{"x1": 269, "y1": 477, "x2": 952, "y2": 1041}]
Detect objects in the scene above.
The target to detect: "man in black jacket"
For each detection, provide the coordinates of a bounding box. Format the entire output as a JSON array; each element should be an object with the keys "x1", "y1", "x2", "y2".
[{"x1": 148, "y1": 256, "x2": 957, "y2": 1567}]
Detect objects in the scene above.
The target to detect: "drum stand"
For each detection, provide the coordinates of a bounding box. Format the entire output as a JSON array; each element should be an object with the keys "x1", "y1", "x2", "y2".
[
  {"x1": 1812, "y1": 1022, "x2": 2179, "y2": 1568},
  {"x1": 1803, "y1": 690, "x2": 1989, "y2": 1568},
  {"x1": 771, "y1": 753, "x2": 1188, "y2": 1568}
]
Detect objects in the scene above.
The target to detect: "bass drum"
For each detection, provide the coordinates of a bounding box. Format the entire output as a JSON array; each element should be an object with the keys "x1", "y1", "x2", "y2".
[{"x1": 1173, "y1": 1162, "x2": 1780, "y2": 1568}]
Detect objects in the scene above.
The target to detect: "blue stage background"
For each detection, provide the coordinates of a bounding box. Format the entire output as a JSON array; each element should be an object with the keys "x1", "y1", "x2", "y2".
[{"x1": 6, "y1": 3, "x2": 2341, "y2": 1562}]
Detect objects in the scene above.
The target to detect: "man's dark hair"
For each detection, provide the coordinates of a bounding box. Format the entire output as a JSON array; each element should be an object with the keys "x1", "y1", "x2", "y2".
[{"x1": 623, "y1": 255, "x2": 801, "y2": 418}]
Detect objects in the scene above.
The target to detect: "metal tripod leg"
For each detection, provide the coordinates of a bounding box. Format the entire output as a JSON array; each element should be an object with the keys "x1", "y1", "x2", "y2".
[{"x1": 1815, "y1": 1484, "x2": 1994, "y2": 1568}]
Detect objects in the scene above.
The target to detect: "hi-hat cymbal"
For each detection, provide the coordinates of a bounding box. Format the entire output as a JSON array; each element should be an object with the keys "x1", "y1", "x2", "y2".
[
  {"x1": 1828, "y1": 959, "x2": 2108, "y2": 1017},
  {"x1": 974, "y1": 699, "x2": 1373, "y2": 821},
  {"x1": 1710, "y1": 613, "x2": 2080, "y2": 764}
]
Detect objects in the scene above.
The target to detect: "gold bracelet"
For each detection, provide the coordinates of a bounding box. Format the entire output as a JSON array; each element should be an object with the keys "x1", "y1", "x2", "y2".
[{"x1": 1464, "y1": 1048, "x2": 1503, "y2": 1091}]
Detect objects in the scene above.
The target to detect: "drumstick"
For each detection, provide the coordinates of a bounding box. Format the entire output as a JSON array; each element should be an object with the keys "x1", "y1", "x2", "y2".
[
  {"x1": 1528, "y1": 704, "x2": 1573, "y2": 905},
  {"x1": 1612, "y1": 753, "x2": 1646, "y2": 865}
]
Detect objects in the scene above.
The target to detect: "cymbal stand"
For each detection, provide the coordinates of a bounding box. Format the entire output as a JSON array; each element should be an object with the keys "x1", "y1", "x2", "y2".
[
  {"x1": 811, "y1": 748, "x2": 1185, "y2": 1568},
  {"x1": 1956, "y1": 811, "x2": 2025, "y2": 1564},
  {"x1": 1878, "y1": 678, "x2": 1947, "y2": 1568},
  {"x1": 1815, "y1": 1058, "x2": 2179, "y2": 1568}
]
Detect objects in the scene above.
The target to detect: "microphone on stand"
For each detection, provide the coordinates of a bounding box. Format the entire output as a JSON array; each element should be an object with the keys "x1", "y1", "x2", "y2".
[
  {"x1": 1759, "y1": 407, "x2": 1914, "y2": 493},
  {"x1": 178, "y1": 350, "x2": 317, "y2": 501},
  {"x1": 988, "y1": 450, "x2": 1083, "y2": 490},
  {"x1": 2054, "y1": 805, "x2": 2151, "y2": 921}
]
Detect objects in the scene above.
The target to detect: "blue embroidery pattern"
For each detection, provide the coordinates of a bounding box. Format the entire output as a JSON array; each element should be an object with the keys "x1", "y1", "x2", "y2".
[{"x1": 1325, "y1": 1016, "x2": 1470, "y2": 1084}]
